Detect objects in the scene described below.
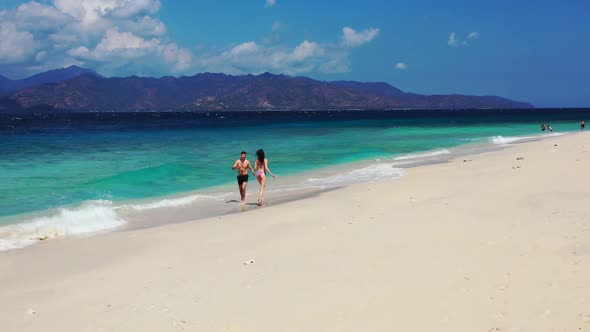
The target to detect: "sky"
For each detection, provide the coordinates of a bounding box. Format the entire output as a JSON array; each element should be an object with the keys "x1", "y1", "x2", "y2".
[{"x1": 0, "y1": 0, "x2": 588, "y2": 107}]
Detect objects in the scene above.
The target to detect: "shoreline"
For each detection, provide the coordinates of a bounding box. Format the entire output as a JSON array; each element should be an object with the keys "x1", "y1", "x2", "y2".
[
  {"x1": 1, "y1": 132, "x2": 589, "y2": 331},
  {"x1": 0, "y1": 131, "x2": 570, "y2": 251}
]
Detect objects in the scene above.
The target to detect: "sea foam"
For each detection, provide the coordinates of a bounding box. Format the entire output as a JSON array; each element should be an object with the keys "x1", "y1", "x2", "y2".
[
  {"x1": 0, "y1": 200, "x2": 126, "y2": 251},
  {"x1": 394, "y1": 149, "x2": 451, "y2": 160},
  {"x1": 305, "y1": 163, "x2": 403, "y2": 187},
  {"x1": 118, "y1": 193, "x2": 230, "y2": 211},
  {"x1": 491, "y1": 133, "x2": 565, "y2": 145},
  {"x1": 490, "y1": 135, "x2": 535, "y2": 145}
]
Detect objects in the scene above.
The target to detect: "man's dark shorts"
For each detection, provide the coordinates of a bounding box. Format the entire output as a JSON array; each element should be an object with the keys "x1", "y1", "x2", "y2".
[{"x1": 237, "y1": 174, "x2": 249, "y2": 185}]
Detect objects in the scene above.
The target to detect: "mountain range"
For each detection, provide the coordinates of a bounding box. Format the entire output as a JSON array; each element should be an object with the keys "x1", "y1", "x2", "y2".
[
  {"x1": 0, "y1": 67, "x2": 533, "y2": 111},
  {"x1": 0, "y1": 66, "x2": 99, "y2": 94}
]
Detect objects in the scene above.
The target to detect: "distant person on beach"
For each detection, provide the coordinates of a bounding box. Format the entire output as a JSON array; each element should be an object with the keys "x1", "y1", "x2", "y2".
[
  {"x1": 255, "y1": 149, "x2": 276, "y2": 206},
  {"x1": 581, "y1": 121, "x2": 586, "y2": 131},
  {"x1": 541, "y1": 123, "x2": 546, "y2": 132},
  {"x1": 548, "y1": 124, "x2": 553, "y2": 132},
  {"x1": 232, "y1": 151, "x2": 255, "y2": 204}
]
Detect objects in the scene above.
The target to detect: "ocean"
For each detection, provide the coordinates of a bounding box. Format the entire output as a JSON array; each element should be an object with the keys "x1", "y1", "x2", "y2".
[{"x1": 1, "y1": 109, "x2": 588, "y2": 250}]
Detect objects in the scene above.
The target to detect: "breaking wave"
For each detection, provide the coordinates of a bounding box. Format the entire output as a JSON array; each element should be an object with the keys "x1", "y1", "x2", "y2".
[{"x1": 0, "y1": 200, "x2": 126, "y2": 251}]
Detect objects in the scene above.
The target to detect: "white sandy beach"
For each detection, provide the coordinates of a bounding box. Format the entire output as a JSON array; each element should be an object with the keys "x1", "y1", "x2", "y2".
[{"x1": 1, "y1": 132, "x2": 589, "y2": 332}]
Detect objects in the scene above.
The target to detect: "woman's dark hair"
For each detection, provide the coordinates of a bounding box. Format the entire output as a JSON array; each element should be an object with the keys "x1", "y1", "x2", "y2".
[{"x1": 256, "y1": 149, "x2": 265, "y2": 163}]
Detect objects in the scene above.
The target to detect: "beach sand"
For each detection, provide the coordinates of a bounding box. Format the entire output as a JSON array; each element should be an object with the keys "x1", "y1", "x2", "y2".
[{"x1": 1, "y1": 133, "x2": 589, "y2": 332}]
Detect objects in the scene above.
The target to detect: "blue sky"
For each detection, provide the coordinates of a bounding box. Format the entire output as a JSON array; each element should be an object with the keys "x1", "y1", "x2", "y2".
[{"x1": 0, "y1": 0, "x2": 588, "y2": 107}]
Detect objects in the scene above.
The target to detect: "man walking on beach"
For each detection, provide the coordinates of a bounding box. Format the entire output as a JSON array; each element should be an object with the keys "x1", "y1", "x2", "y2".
[{"x1": 232, "y1": 151, "x2": 255, "y2": 204}]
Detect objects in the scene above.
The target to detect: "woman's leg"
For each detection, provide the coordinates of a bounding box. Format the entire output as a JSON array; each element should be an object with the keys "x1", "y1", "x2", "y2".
[{"x1": 258, "y1": 175, "x2": 267, "y2": 205}]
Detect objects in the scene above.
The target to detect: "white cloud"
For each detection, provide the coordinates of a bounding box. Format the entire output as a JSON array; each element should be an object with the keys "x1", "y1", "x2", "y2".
[
  {"x1": 68, "y1": 28, "x2": 160, "y2": 61},
  {"x1": 320, "y1": 54, "x2": 350, "y2": 74},
  {"x1": 292, "y1": 40, "x2": 322, "y2": 61},
  {"x1": 467, "y1": 31, "x2": 480, "y2": 40},
  {"x1": 12, "y1": 1, "x2": 70, "y2": 31},
  {"x1": 228, "y1": 41, "x2": 260, "y2": 56},
  {"x1": 162, "y1": 43, "x2": 193, "y2": 71},
  {"x1": 53, "y1": 0, "x2": 161, "y2": 24},
  {"x1": 123, "y1": 16, "x2": 167, "y2": 37},
  {"x1": 448, "y1": 32, "x2": 459, "y2": 47},
  {"x1": 272, "y1": 21, "x2": 282, "y2": 32},
  {"x1": 200, "y1": 39, "x2": 347, "y2": 75},
  {"x1": 35, "y1": 50, "x2": 47, "y2": 62},
  {"x1": 449, "y1": 32, "x2": 480, "y2": 47},
  {"x1": 0, "y1": 0, "x2": 190, "y2": 77},
  {"x1": 96, "y1": 28, "x2": 159, "y2": 53},
  {"x1": 341, "y1": 27, "x2": 380, "y2": 47},
  {"x1": 265, "y1": 0, "x2": 276, "y2": 8},
  {"x1": 395, "y1": 62, "x2": 407, "y2": 70},
  {"x1": 0, "y1": 1, "x2": 379, "y2": 78},
  {"x1": 0, "y1": 22, "x2": 39, "y2": 64},
  {"x1": 262, "y1": 21, "x2": 284, "y2": 44},
  {"x1": 68, "y1": 28, "x2": 192, "y2": 73}
]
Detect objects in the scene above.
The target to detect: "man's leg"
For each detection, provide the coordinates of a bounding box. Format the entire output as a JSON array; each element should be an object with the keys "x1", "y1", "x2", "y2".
[
  {"x1": 241, "y1": 182, "x2": 248, "y2": 203},
  {"x1": 238, "y1": 183, "x2": 244, "y2": 201}
]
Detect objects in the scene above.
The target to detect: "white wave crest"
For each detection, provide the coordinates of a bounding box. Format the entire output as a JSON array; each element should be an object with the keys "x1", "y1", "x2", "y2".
[
  {"x1": 0, "y1": 200, "x2": 126, "y2": 251},
  {"x1": 118, "y1": 193, "x2": 230, "y2": 211},
  {"x1": 547, "y1": 132, "x2": 566, "y2": 137},
  {"x1": 490, "y1": 136, "x2": 534, "y2": 145},
  {"x1": 394, "y1": 149, "x2": 451, "y2": 161},
  {"x1": 305, "y1": 163, "x2": 403, "y2": 187}
]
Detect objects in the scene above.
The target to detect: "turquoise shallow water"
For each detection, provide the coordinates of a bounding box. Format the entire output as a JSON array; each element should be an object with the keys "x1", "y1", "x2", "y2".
[{"x1": 0, "y1": 109, "x2": 588, "y2": 223}]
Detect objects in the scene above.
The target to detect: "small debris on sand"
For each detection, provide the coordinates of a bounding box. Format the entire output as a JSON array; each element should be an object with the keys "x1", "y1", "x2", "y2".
[
  {"x1": 243, "y1": 259, "x2": 255, "y2": 265},
  {"x1": 26, "y1": 308, "x2": 36, "y2": 315},
  {"x1": 516, "y1": 157, "x2": 525, "y2": 160}
]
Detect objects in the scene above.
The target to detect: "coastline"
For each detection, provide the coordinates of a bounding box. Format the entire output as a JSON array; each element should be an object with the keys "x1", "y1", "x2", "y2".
[
  {"x1": 0, "y1": 131, "x2": 568, "y2": 251},
  {"x1": 2, "y1": 132, "x2": 589, "y2": 331}
]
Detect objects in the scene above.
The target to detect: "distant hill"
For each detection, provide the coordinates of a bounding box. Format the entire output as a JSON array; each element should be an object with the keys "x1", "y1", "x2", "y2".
[
  {"x1": 0, "y1": 70, "x2": 533, "y2": 111},
  {"x1": 0, "y1": 75, "x2": 12, "y2": 93},
  {"x1": 0, "y1": 66, "x2": 99, "y2": 93}
]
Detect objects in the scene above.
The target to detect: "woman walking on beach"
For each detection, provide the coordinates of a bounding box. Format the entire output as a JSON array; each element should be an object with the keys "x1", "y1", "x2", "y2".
[{"x1": 255, "y1": 149, "x2": 276, "y2": 206}]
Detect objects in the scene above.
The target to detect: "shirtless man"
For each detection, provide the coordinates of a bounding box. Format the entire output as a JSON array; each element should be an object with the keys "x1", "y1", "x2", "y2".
[{"x1": 232, "y1": 151, "x2": 255, "y2": 204}]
